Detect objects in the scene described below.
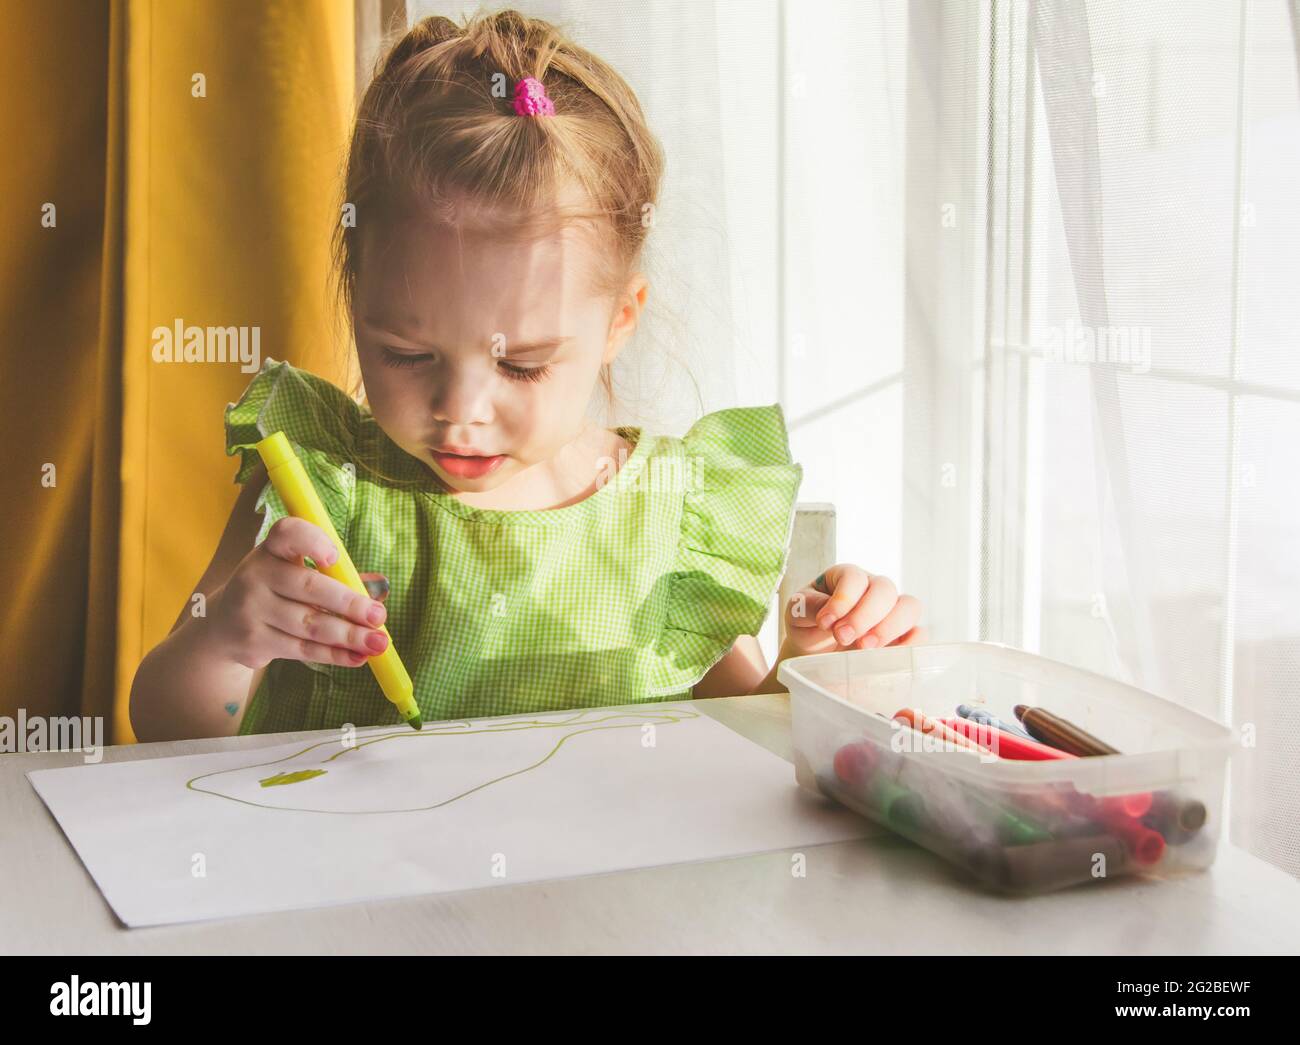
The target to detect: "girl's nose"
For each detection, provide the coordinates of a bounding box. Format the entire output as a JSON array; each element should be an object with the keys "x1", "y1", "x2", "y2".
[{"x1": 429, "y1": 361, "x2": 495, "y2": 426}]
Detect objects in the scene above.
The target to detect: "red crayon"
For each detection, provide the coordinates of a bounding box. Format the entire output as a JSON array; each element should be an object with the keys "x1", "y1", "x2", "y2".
[
  {"x1": 1095, "y1": 792, "x2": 1155, "y2": 819},
  {"x1": 1096, "y1": 808, "x2": 1166, "y2": 865},
  {"x1": 832, "y1": 740, "x2": 879, "y2": 789},
  {"x1": 940, "y1": 717, "x2": 1078, "y2": 762}
]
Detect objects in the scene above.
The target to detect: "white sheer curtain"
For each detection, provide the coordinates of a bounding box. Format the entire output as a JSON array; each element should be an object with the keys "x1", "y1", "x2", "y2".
[
  {"x1": 1027, "y1": 0, "x2": 1300, "y2": 878},
  {"x1": 391, "y1": 1, "x2": 1300, "y2": 880}
]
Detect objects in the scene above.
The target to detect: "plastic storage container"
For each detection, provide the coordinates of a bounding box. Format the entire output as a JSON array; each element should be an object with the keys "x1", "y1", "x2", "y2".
[{"x1": 778, "y1": 642, "x2": 1233, "y2": 894}]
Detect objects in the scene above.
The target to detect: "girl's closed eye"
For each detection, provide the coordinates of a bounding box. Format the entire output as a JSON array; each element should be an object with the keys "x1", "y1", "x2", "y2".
[
  {"x1": 380, "y1": 347, "x2": 431, "y2": 369},
  {"x1": 380, "y1": 346, "x2": 551, "y2": 383},
  {"x1": 498, "y1": 361, "x2": 552, "y2": 383}
]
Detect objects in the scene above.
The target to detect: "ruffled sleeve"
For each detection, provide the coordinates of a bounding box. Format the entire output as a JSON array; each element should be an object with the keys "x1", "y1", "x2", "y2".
[
  {"x1": 660, "y1": 403, "x2": 804, "y2": 686},
  {"x1": 224, "y1": 357, "x2": 360, "y2": 549}
]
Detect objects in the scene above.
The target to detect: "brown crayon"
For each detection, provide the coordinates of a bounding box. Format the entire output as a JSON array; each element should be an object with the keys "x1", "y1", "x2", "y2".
[
  {"x1": 969, "y1": 833, "x2": 1131, "y2": 892},
  {"x1": 1143, "y1": 791, "x2": 1209, "y2": 846},
  {"x1": 1014, "y1": 704, "x2": 1120, "y2": 757}
]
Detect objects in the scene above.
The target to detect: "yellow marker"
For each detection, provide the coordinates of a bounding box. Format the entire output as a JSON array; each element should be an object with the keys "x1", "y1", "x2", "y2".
[{"x1": 255, "y1": 431, "x2": 422, "y2": 731}]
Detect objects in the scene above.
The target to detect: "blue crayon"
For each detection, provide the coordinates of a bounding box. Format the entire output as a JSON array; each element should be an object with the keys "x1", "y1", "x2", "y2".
[{"x1": 957, "y1": 704, "x2": 1034, "y2": 741}]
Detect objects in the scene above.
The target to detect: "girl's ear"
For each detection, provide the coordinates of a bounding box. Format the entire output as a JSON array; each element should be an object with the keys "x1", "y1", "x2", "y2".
[{"x1": 604, "y1": 273, "x2": 649, "y2": 363}]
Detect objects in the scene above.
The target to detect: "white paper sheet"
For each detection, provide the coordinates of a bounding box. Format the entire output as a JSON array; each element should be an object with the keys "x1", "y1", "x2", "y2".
[{"x1": 27, "y1": 704, "x2": 867, "y2": 927}]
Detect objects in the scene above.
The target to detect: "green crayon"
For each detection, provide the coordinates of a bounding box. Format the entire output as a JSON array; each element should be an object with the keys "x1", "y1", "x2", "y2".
[
  {"x1": 965, "y1": 789, "x2": 1055, "y2": 846},
  {"x1": 818, "y1": 769, "x2": 926, "y2": 835}
]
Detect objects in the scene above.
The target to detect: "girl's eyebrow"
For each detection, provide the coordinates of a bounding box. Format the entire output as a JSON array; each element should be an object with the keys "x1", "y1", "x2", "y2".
[
  {"x1": 360, "y1": 315, "x2": 432, "y2": 341},
  {"x1": 502, "y1": 336, "x2": 573, "y2": 355}
]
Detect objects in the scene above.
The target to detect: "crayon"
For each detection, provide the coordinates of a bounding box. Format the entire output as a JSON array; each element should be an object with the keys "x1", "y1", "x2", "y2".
[
  {"x1": 962, "y1": 788, "x2": 1055, "y2": 846},
  {"x1": 940, "y1": 717, "x2": 1077, "y2": 761},
  {"x1": 957, "y1": 703, "x2": 1034, "y2": 740},
  {"x1": 1094, "y1": 792, "x2": 1155, "y2": 819},
  {"x1": 1095, "y1": 808, "x2": 1166, "y2": 865},
  {"x1": 831, "y1": 740, "x2": 879, "y2": 789},
  {"x1": 818, "y1": 766, "x2": 926, "y2": 835},
  {"x1": 256, "y1": 432, "x2": 422, "y2": 731},
  {"x1": 893, "y1": 708, "x2": 995, "y2": 757},
  {"x1": 867, "y1": 776, "x2": 928, "y2": 834},
  {"x1": 969, "y1": 833, "x2": 1131, "y2": 892},
  {"x1": 1014, "y1": 703, "x2": 1118, "y2": 757},
  {"x1": 1143, "y1": 791, "x2": 1209, "y2": 846}
]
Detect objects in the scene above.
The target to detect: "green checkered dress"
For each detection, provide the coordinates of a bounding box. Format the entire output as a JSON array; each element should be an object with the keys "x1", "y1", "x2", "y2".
[{"x1": 224, "y1": 358, "x2": 803, "y2": 733}]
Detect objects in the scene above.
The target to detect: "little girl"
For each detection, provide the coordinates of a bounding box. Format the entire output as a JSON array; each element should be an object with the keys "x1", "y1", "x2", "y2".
[{"x1": 130, "y1": 9, "x2": 925, "y2": 741}]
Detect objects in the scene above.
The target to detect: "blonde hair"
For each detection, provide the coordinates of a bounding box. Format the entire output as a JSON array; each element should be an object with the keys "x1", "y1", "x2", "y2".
[{"x1": 333, "y1": 7, "x2": 666, "y2": 416}]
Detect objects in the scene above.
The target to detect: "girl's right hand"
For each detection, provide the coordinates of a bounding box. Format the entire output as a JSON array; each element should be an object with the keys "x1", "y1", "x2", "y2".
[{"x1": 208, "y1": 516, "x2": 390, "y2": 671}]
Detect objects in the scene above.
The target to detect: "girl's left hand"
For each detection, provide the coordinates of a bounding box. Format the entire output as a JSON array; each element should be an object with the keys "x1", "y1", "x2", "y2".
[{"x1": 781, "y1": 564, "x2": 927, "y2": 657}]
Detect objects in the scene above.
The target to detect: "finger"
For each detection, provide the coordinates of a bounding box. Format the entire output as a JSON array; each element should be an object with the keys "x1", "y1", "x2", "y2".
[
  {"x1": 261, "y1": 516, "x2": 339, "y2": 570},
  {"x1": 785, "y1": 589, "x2": 833, "y2": 628},
  {"x1": 852, "y1": 592, "x2": 920, "y2": 648},
  {"x1": 265, "y1": 555, "x2": 386, "y2": 629},
  {"x1": 265, "y1": 622, "x2": 376, "y2": 668},
  {"x1": 813, "y1": 565, "x2": 871, "y2": 631},
  {"x1": 887, "y1": 624, "x2": 929, "y2": 647},
  {"x1": 263, "y1": 590, "x2": 389, "y2": 659},
  {"x1": 832, "y1": 575, "x2": 899, "y2": 645},
  {"x1": 360, "y1": 573, "x2": 390, "y2": 603}
]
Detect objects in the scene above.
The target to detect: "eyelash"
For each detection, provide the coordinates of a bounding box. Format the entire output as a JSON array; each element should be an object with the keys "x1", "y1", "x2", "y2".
[
  {"x1": 500, "y1": 361, "x2": 553, "y2": 384},
  {"x1": 380, "y1": 348, "x2": 551, "y2": 383}
]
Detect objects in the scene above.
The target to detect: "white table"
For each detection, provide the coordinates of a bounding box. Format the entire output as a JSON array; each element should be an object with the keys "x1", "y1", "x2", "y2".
[{"x1": 3, "y1": 694, "x2": 1297, "y2": 954}]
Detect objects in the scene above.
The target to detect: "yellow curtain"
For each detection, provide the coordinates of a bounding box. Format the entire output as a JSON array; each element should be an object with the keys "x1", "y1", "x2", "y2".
[{"x1": 0, "y1": 1, "x2": 356, "y2": 744}]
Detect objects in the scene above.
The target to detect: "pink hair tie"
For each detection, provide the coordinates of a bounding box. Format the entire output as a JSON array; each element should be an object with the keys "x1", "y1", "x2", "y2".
[{"x1": 512, "y1": 76, "x2": 555, "y2": 117}]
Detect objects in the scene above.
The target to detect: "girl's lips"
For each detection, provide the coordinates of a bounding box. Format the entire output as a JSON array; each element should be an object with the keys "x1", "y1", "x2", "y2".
[{"x1": 430, "y1": 451, "x2": 506, "y2": 479}]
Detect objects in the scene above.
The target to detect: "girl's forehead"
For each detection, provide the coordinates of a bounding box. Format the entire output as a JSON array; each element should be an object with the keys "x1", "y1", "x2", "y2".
[
  {"x1": 357, "y1": 216, "x2": 604, "y2": 300},
  {"x1": 354, "y1": 219, "x2": 608, "y2": 336}
]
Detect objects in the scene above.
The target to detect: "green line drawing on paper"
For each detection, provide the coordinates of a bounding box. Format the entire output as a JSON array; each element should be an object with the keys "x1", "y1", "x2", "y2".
[
  {"x1": 186, "y1": 706, "x2": 700, "y2": 815},
  {"x1": 259, "y1": 769, "x2": 327, "y2": 787}
]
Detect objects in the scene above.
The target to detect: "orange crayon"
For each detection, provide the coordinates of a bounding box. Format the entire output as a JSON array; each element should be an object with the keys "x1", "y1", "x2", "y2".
[{"x1": 893, "y1": 707, "x2": 995, "y2": 757}]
